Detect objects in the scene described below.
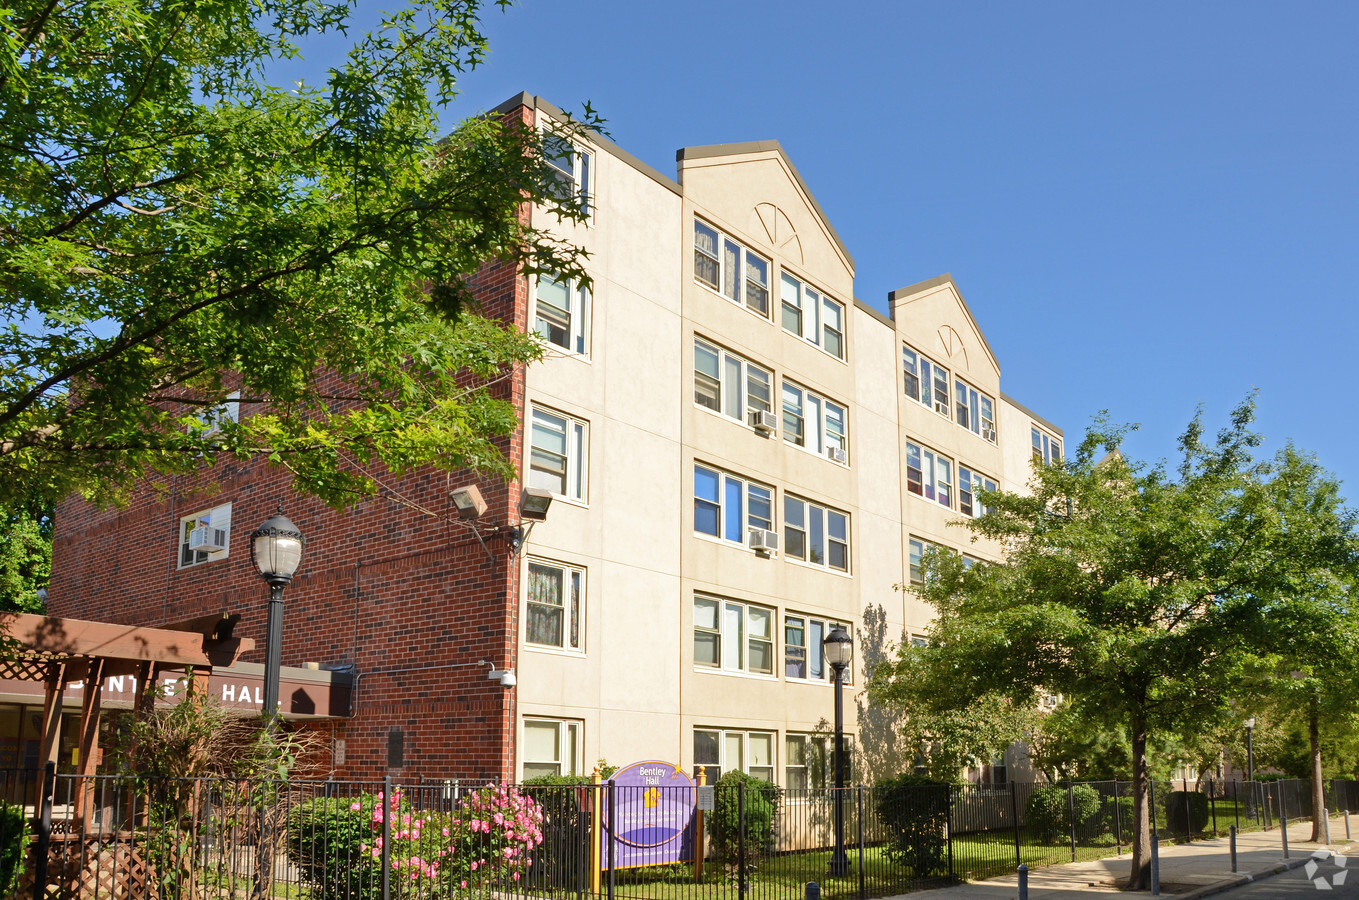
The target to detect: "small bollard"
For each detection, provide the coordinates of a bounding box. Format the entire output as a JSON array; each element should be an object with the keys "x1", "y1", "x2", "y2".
[
  {"x1": 1230, "y1": 825, "x2": 1238, "y2": 873},
  {"x1": 1017, "y1": 864, "x2": 1028, "y2": 900},
  {"x1": 1151, "y1": 832, "x2": 1161, "y2": 897},
  {"x1": 1346, "y1": 809, "x2": 1352, "y2": 841},
  {"x1": 1324, "y1": 808, "x2": 1331, "y2": 845},
  {"x1": 1281, "y1": 811, "x2": 1290, "y2": 859},
  {"x1": 805, "y1": 882, "x2": 820, "y2": 900}
]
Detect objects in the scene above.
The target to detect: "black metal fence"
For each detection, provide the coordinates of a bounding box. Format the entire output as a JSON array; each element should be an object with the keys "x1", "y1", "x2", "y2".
[{"x1": 0, "y1": 768, "x2": 1350, "y2": 900}]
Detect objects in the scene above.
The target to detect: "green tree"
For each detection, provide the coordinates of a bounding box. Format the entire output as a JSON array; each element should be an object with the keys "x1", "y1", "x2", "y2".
[
  {"x1": 0, "y1": 498, "x2": 49, "y2": 612},
  {"x1": 894, "y1": 401, "x2": 1355, "y2": 889},
  {"x1": 1, "y1": 0, "x2": 594, "y2": 510}
]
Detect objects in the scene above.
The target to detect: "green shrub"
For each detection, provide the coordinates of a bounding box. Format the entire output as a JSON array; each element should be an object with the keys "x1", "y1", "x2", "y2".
[
  {"x1": 1103, "y1": 795, "x2": 1135, "y2": 840},
  {"x1": 709, "y1": 771, "x2": 779, "y2": 882},
  {"x1": 873, "y1": 774, "x2": 949, "y2": 877},
  {"x1": 0, "y1": 805, "x2": 28, "y2": 896},
  {"x1": 286, "y1": 796, "x2": 379, "y2": 900},
  {"x1": 1025, "y1": 784, "x2": 1102, "y2": 844}
]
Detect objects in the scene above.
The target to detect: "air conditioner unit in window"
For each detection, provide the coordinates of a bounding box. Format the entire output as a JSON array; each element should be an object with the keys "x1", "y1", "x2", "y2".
[
  {"x1": 982, "y1": 426, "x2": 997, "y2": 442},
  {"x1": 747, "y1": 528, "x2": 780, "y2": 554},
  {"x1": 749, "y1": 410, "x2": 778, "y2": 435},
  {"x1": 826, "y1": 447, "x2": 848, "y2": 465},
  {"x1": 188, "y1": 526, "x2": 228, "y2": 553}
]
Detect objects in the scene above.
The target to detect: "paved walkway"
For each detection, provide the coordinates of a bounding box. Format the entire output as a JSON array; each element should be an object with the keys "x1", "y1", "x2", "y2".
[{"x1": 917, "y1": 815, "x2": 1356, "y2": 898}]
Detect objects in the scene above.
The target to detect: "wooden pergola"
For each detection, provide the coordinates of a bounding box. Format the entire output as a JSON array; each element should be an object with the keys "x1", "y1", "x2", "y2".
[{"x1": 0, "y1": 611, "x2": 254, "y2": 831}]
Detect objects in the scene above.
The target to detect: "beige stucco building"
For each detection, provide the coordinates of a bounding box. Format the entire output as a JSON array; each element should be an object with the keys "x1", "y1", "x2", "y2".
[{"x1": 512, "y1": 95, "x2": 1063, "y2": 786}]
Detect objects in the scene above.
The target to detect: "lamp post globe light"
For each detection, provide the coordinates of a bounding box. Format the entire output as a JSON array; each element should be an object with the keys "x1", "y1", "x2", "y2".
[
  {"x1": 823, "y1": 625, "x2": 853, "y2": 877},
  {"x1": 250, "y1": 508, "x2": 305, "y2": 727}
]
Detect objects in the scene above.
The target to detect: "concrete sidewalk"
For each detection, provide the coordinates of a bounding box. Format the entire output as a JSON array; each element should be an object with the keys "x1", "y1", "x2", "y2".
[{"x1": 918, "y1": 815, "x2": 1356, "y2": 898}]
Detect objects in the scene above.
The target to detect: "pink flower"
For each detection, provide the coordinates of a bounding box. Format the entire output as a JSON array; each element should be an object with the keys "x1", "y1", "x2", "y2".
[
  {"x1": 441, "y1": 828, "x2": 450, "y2": 837},
  {"x1": 493, "y1": 812, "x2": 504, "y2": 826},
  {"x1": 512, "y1": 872, "x2": 520, "y2": 881},
  {"x1": 350, "y1": 802, "x2": 361, "y2": 811},
  {"x1": 460, "y1": 881, "x2": 468, "y2": 890},
  {"x1": 470, "y1": 861, "x2": 479, "y2": 871}
]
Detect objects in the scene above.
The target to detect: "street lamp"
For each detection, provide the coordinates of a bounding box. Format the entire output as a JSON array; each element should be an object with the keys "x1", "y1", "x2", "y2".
[
  {"x1": 250, "y1": 508, "x2": 305, "y2": 727},
  {"x1": 823, "y1": 626, "x2": 853, "y2": 877}
]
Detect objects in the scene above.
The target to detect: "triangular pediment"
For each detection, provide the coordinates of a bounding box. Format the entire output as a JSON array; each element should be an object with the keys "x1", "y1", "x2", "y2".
[{"x1": 888, "y1": 274, "x2": 1001, "y2": 386}]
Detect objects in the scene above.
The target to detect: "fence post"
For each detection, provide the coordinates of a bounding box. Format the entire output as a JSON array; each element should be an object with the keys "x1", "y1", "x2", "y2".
[
  {"x1": 1279, "y1": 788, "x2": 1289, "y2": 859},
  {"x1": 381, "y1": 775, "x2": 391, "y2": 900},
  {"x1": 856, "y1": 787, "x2": 866, "y2": 900},
  {"x1": 590, "y1": 768, "x2": 602, "y2": 895},
  {"x1": 1113, "y1": 778, "x2": 1123, "y2": 855},
  {"x1": 947, "y1": 784, "x2": 955, "y2": 882},
  {"x1": 608, "y1": 779, "x2": 617, "y2": 900},
  {"x1": 1010, "y1": 781, "x2": 1022, "y2": 869},
  {"x1": 1182, "y1": 780, "x2": 1193, "y2": 843},
  {"x1": 1066, "y1": 780, "x2": 1077, "y2": 862},
  {"x1": 693, "y1": 767, "x2": 706, "y2": 882},
  {"x1": 738, "y1": 780, "x2": 747, "y2": 900},
  {"x1": 1210, "y1": 780, "x2": 1217, "y2": 835},
  {"x1": 1229, "y1": 825, "x2": 1237, "y2": 872},
  {"x1": 32, "y1": 762, "x2": 54, "y2": 900}
]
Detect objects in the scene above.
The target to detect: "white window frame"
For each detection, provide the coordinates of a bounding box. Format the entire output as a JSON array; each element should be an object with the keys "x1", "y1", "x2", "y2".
[
  {"x1": 693, "y1": 220, "x2": 771, "y2": 317},
  {"x1": 522, "y1": 717, "x2": 582, "y2": 780},
  {"x1": 781, "y1": 380, "x2": 848, "y2": 463},
  {"x1": 1032, "y1": 426, "x2": 1062, "y2": 465},
  {"x1": 780, "y1": 271, "x2": 846, "y2": 359},
  {"x1": 199, "y1": 390, "x2": 240, "y2": 437},
  {"x1": 693, "y1": 463, "x2": 774, "y2": 548},
  {"x1": 542, "y1": 130, "x2": 592, "y2": 218},
  {"x1": 525, "y1": 558, "x2": 585, "y2": 653},
  {"x1": 177, "y1": 502, "x2": 231, "y2": 569},
  {"x1": 693, "y1": 728, "x2": 776, "y2": 784},
  {"x1": 533, "y1": 272, "x2": 590, "y2": 357},
  {"x1": 784, "y1": 614, "x2": 853, "y2": 684},
  {"x1": 901, "y1": 344, "x2": 950, "y2": 417},
  {"x1": 529, "y1": 405, "x2": 588, "y2": 503},
  {"x1": 693, "y1": 594, "x2": 776, "y2": 677},
  {"x1": 954, "y1": 379, "x2": 996, "y2": 443},
  {"x1": 958, "y1": 466, "x2": 998, "y2": 518},
  {"x1": 693, "y1": 337, "x2": 773, "y2": 426},
  {"x1": 909, "y1": 537, "x2": 956, "y2": 588},
  {"x1": 784, "y1": 733, "x2": 831, "y2": 796},
  {"x1": 905, "y1": 440, "x2": 952, "y2": 508},
  {"x1": 782, "y1": 496, "x2": 849, "y2": 572}
]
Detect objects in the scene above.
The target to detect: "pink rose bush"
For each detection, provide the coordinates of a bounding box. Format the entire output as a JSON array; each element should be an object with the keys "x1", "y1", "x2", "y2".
[{"x1": 289, "y1": 784, "x2": 546, "y2": 900}]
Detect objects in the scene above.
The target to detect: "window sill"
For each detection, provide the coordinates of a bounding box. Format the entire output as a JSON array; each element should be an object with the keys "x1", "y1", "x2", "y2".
[
  {"x1": 523, "y1": 644, "x2": 587, "y2": 659},
  {"x1": 694, "y1": 403, "x2": 774, "y2": 439},
  {"x1": 783, "y1": 557, "x2": 852, "y2": 579},
  {"x1": 694, "y1": 279, "x2": 775, "y2": 325},
  {"x1": 691, "y1": 531, "x2": 777, "y2": 557},
  {"x1": 691, "y1": 666, "x2": 780, "y2": 682}
]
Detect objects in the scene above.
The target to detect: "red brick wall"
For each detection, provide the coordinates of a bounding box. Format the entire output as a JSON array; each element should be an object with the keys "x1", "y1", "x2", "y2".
[{"x1": 49, "y1": 102, "x2": 539, "y2": 782}]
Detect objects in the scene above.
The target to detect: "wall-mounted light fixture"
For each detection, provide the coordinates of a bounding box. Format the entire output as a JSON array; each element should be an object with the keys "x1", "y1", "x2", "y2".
[
  {"x1": 451, "y1": 484, "x2": 488, "y2": 520},
  {"x1": 481, "y1": 660, "x2": 516, "y2": 687},
  {"x1": 451, "y1": 484, "x2": 554, "y2": 558}
]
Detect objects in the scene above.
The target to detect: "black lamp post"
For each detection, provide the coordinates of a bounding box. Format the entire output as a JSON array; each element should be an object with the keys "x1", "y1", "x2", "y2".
[
  {"x1": 1245, "y1": 717, "x2": 1257, "y2": 819},
  {"x1": 823, "y1": 626, "x2": 853, "y2": 877},
  {"x1": 249, "y1": 508, "x2": 305, "y2": 727}
]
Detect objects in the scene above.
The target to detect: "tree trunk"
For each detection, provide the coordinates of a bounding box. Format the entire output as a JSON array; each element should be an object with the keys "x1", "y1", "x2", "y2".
[
  {"x1": 1310, "y1": 698, "x2": 1327, "y2": 843},
  {"x1": 1128, "y1": 718, "x2": 1152, "y2": 890}
]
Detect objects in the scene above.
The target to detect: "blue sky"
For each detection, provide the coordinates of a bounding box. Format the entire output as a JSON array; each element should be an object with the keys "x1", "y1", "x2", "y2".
[{"x1": 321, "y1": 1, "x2": 1359, "y2": 493}]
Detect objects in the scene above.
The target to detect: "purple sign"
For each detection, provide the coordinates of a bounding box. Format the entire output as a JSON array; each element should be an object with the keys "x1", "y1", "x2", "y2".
[{"x1": 604, "y1": 761, "x2": 697, "y2": 868}]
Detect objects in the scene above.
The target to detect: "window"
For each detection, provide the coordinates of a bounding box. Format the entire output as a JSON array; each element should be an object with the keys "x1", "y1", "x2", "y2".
[
  {"x1": 954, "y1": 380, "x2": 996, "y2": 442},
  {"x1": 694, "y1": 729, "x2": 774, "y2": 783},
  {"x1": 783, "y1": 497, "x2": 849, "y2": 571},
  {"x1": 905, "y1": 441, "x2": 952, "y2": 507},
  {"x1": 178, "y1": 503, "x2": 231, "y2": 568},
  {"x1": 693, "y1": 595, "x2": 774, "y2": 675},
  {"x1": 526, "y1": 559, "x2": 584, "y2": 651},
  {"x1": 199, "y1": 391, "x2": 240, "y2": 437},
  {"x1": 957, "y1": 467, "x2": 998, "y2": 518},
  {"x1": 694, "y1": 338, "x2": 773, "y2": 424},
  {"x1": 901, "y1": 345, "x2": 949, "y2": 416},
  {"x1": 543, "y1": 134, "x2": 591, "y2": 216},
  {"x1": 908, "y1": 537, "x2": 944, "y2": 587},
  {"x1": 693, "y1": 221, "x2": 771, "y2": 316},
  {"x1": 1032, "y1": 427, "x2": 1062, "y2": 465},
  {"x1": 694, "y1": 464, "x2": 774, "y2": 546},
  {"x1": 785, "y1": 734, "x2": 829, "y2": 795},
  {"x1": 534, "y1": 273, "x2": 590, "y2": 356},
  {"x1": 523, "y1": 718, "x2": 581, "y2": 780},
  {"x1": 780, "y1": 272, "x2": 846, "y2": 359},
  {"x1": 781, "y1": 381, "x2": 848, "y2": 462},
  {"x1": 784, "y1": 615, "x2": 852, "y2": 683},
  {"x1": 529, "y1": 406, "x2": 587, "y2": 502}
]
